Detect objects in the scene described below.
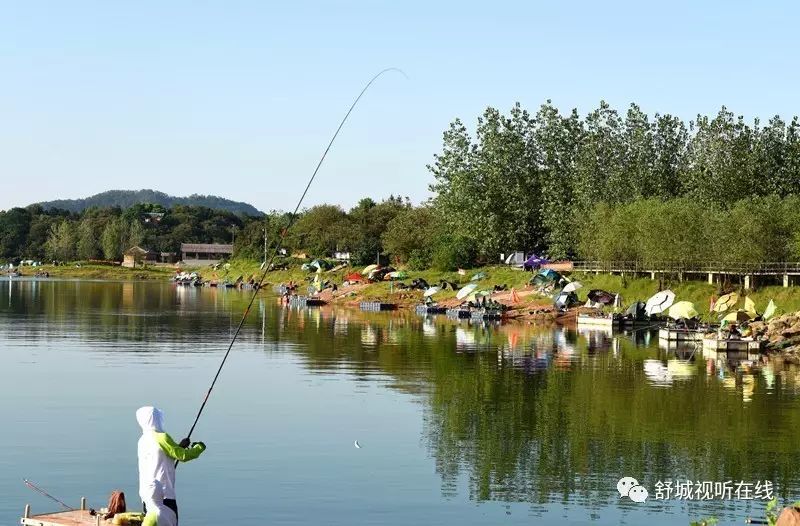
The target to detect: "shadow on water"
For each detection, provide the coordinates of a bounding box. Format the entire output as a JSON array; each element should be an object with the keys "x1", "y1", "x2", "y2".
[{"x1": 3, "y1": 280, "x2": 800, "y2": 524}]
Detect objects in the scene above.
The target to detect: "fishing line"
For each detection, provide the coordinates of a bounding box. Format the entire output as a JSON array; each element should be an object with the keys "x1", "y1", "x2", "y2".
[
  {"x1": 23, "y1": 479, "x2": 75, "y2": 511},
  {"x1": 179, "y1": 68, "x2": 406, "y2": 455}
]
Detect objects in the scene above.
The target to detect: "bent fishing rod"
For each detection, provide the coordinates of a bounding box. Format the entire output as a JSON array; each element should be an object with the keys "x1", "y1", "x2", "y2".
[{"x1": 178, "y1": 68, "x2": 406, "y2": 459}]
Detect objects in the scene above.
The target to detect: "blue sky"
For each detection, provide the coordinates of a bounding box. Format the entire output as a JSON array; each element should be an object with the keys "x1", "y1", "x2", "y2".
[{"x1": 2, "y1": 1, "x2": 799, "y2": 213}]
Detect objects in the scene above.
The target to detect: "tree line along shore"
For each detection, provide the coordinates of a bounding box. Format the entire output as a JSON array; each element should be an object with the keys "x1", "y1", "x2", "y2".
[{"x1": 4, "y1": 100, "x2": 800, "y2": 284}]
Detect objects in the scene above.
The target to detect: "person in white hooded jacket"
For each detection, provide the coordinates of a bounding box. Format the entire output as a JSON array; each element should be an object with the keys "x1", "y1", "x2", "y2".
[
  {"x1": 136, "y1": 406, "x2": 206, "y2": 524},
  {"x1": 142, "y1": 480, "x2": 177, "y2": 526}
]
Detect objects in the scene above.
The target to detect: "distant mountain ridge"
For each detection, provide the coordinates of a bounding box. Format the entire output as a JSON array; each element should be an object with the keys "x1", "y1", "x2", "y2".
[{"x1": 35, "y1": 189, "x2": 263, "y2": 216}]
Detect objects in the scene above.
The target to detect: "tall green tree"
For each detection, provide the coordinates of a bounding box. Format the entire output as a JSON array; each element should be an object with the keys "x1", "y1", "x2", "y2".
[
  {"x1": 534, "y1": 102, "x2": 583, "y2": 258},
  {"x1": 683, "y1": 107, "x2": 757, "y2": 205},
  {"x1": 573, "y1": 101, "x2": 626, "y2": 209},
  {"x1": 76, "y1": 218, "x2": 100, "y2": 260},
  {"x1": 45, "y1": 221, "x2": 76, "y2": 261},
  {"x1": 101, "y1": 217, "x2": 125, "y2": 260}
]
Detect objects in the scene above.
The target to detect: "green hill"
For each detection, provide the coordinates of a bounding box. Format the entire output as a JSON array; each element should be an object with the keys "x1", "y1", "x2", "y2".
[{"x1": 35, "y1": 189, "x2": 263, "y2": 216}]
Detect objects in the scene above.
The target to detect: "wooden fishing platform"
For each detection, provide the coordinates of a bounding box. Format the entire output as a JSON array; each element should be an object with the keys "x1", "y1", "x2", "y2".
[
  {"x1": 359, "y1": 301, "x2": 397, "y2": 311},
  {"x1": 446, "y1": 308, "x2": 471, "y2": 319},
  {"x1": 470, "y1": 309, "x2": 505, "y2": 321},
  {"x1": 577, "y1": 314, "x2": 660, "y2": 329},
  {"x1": 702, "y1": 337, "x2": 765, "y2": 352},
  {"x1": 658, "y1": 328, "x2": 704, "y2": 342},
  {"x1": 288, "y1": 296, "x2": 327, "y2": 307},
  {"x1": 20, "y1": 498, "x2": 102, "y2": 526},
  {"x1": 415, "y1": 304, "x2": 446, "y2": 314}
]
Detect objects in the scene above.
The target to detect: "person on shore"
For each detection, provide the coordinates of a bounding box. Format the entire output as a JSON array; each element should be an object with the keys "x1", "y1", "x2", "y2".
[
  {"x1": 142, "y1": 480, "x2": 177, "y2": 526},
  {"x1": 136, "y1": 406, "x2": 206, "y2": 524}
]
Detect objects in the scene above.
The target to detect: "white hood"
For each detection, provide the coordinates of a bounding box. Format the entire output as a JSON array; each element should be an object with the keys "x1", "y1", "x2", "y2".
[{"x1": 136, "y1": 406, "x2": 164, "y2": 433}]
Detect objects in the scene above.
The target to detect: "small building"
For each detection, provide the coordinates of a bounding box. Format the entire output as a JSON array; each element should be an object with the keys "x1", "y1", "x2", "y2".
[
  {"x1": 123, "y1": 246, "x2": 158, "y2": 268},
  {"x1": 180, "y1": 243, "x2": 234, "y2": 265}
]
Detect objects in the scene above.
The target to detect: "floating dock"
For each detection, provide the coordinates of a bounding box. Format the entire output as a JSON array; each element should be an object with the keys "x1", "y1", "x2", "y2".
[
  {"x1": 658, "y1": 328, "x2": 705, "y2": 342},
  {"x1": 470, "y1": 309, "x2": 504, "y2": 321},
  {"x1": 702, "y1": 337, "x2": 764, "y2": 352},
  {"x1": 288, "y1": 296, "x2": 327, "y2": 307},
  {"x1": 446, "y1": 308, "x2": 471, "y2": 319},
  {"x1": 360, "y1": 301, "x2": 397, "y2": 311},
  {"x1": 415, "y1": 304, "x2": 446, "y2": 314},
  {"x1": 21, "y1": 498, "x2": 99, "y2": 526},
  {"x1": 577, "y1": 314, "x2": 660, "y2": 329}
]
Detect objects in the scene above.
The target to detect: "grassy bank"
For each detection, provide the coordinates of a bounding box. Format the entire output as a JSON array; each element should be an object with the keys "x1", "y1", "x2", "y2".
[
  {"x1": 11, "y1": 263, "x2": 174, "y2": 280},
  {"x1": 16, "y1": 258, "x2": 800, "y2": 317}
]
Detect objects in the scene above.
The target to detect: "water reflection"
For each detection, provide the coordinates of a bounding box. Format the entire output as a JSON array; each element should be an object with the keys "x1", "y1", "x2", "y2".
[{"x1": 4, "y1": 280, "x2": 800, "y2": 525}]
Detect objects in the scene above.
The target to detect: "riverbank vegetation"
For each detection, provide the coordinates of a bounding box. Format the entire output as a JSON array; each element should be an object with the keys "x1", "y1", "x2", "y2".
[
  {"x1": 5, "y1": 101, "x2": 800, "y2": 275},
  {"x1": 0, "y1": 203, "x2": 252, "y2": 262}
]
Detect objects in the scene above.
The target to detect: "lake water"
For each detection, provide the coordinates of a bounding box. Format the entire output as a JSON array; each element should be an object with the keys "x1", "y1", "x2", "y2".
[{"x1": 2, "y1": 279, "x2": 799, "y2": 526}]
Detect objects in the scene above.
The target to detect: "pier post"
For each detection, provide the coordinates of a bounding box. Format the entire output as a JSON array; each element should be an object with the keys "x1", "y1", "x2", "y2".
[
  {"x1": 81, "y1": 497, "x2": 86, "y2": 510},
  {"x1": 708, "y1": 273, "x2": 713, "y2": 285},
  {"x1": 744, "y1": 275, "x2": 751, "y2": 290},
  {"x1": 650, "y1": 272, "x2": 656, "y2": 280},
  {"x1": 784, "y1": 274, "x2": 790, "y2": 288}
]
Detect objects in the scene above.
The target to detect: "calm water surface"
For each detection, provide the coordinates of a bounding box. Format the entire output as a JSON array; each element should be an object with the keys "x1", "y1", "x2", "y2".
[{"x1": 2, "y1": 279, "x2": 800, "y2": 525}]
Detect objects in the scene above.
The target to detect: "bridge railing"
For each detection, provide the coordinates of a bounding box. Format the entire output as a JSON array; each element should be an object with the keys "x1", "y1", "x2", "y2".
[{"x1": 570, "y1": 261, "x2": 800, "y2": 275}]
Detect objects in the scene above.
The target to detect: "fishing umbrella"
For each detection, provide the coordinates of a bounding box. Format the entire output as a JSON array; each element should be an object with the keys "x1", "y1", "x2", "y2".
[
  {"x1": 588, "y1": 289, "x2": 616, "y2": 305},
  {"x1": 625, "y1": 301, "x2": 647, "y2": 319},
  {"x1": 562, "y1": 281, "x2": 583, "y2": 293},
  {"x1": 763, "y1": 299, "x2": 777, "y2": 321},
  {"x1": 645, "y1": 289, "x2": 676, "y2": 316},
  {"x1": 531, "y1": 269, "x2": 562, "y2": 286},
  {"x1": 456, "y1": 283, "x2": 478, "y2": 300},
  {"x1": 713, "y1": 292, "x2": 739, "y2": 313},
  {"x1": 538, "y1": 268, "x2": 560, "y2": 280},
  {"x1": 523, "y1": 253, "x2": 550, "y2": 269},
  {"x1": 471, "y1": 271, "x2": 487, "y2": 281},
  {"x1": 668, "y1": 301, "x2": 699, "y2": 320},
  {"x1": 554, "y1": 291, "x2": 578, "y2": 310},
  {"x1": 423, "y1": 286, "x2": 440, "y2": 298},
  {"x1": 361, "y1": 264, "x2": 378, "y2": 275},
  {"x1": 344, "y1": 272, "x2": 364, "y2": 283},
  {"x1": 465, "y1": 289, "x2": 492, "y2": 302},
  {"x1": 722, "y1": 310, "x2": 753, "y2": 323}
]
